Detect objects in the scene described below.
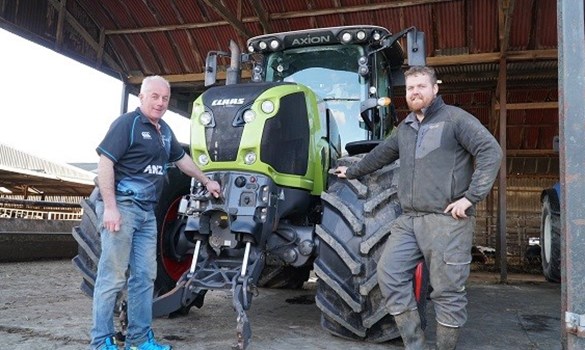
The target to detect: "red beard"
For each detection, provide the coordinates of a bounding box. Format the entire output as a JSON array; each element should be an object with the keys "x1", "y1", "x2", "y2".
[{"x1": 407, "y1": 97, "x2": 427, "y2": 113}]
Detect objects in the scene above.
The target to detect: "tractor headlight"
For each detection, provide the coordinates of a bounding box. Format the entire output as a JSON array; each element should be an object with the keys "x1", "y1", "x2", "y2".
[
  {"x1": 261, "y1": 100, "x2": 274, "y2": 114},
  {"x1": 356, "y1": 30, "x2": 367, "y2": 41},
  {"x1": 258, "y1": 41, "x2": 267, "y2": 50},
  {"x1": 244, "y1": 151, "x2": 257, "y2": 165},
  {"x1": 200, "y1": 112, "x2": 212, "y2": 126},
  {"x1": 243, "y1": 110, "x2": 256, "y2": 123},
  {"x1": 198, "y1": 154, "x2": 209, "y2": 165}
]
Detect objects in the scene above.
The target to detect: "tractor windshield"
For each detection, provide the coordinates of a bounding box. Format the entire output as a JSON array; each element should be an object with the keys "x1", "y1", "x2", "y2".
[{"x1": 265, "y1": 45, "x2": 368, "y2": 148}]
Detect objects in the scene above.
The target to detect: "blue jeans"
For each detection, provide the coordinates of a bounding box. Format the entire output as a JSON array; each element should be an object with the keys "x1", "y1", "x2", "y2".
[{"x1": 90, "y1": 198, "x2": 158, "y2": 349}]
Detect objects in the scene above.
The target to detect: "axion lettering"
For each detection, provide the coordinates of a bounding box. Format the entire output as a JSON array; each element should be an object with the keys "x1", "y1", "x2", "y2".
[{"x1": 291, "y1": 35, "x2": 332, "y2": 46}]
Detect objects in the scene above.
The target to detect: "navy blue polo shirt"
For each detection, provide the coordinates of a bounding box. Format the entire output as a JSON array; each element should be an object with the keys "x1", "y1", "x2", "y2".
[{"x1": 96, "y1": 108, "x2": 185, "y2": 209}]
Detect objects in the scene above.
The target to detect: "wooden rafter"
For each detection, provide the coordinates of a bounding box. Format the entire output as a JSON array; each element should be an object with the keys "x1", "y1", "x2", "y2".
[
  {"x1": 249, "y1": 0, "x2": 272, "y2": 34},
  {"x1": 47, "y1": 0, "x2": 124, "y2": 73},
  {"x1": 201, "y1": 0, "x2": 253, "y2": 38}
]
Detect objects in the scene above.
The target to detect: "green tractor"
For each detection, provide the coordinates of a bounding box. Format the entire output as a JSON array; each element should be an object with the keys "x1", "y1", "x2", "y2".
[{"x1": 72, "y1": 25, "x2": 428, "y2": 349}]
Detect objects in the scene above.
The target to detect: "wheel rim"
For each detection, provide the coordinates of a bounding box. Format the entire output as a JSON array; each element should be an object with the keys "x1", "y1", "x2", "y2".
[
  {"x1": 543, "y1": 213, "x2": 552, "y2": 264},
  {"x1": 159, "y1": 196, "x2": 193, "y2": 281}
]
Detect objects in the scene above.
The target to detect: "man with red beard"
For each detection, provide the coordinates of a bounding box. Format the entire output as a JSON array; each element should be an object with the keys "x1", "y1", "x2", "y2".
[{"x1": 334, "y1": 66, "x2": 502, "y2": 349}]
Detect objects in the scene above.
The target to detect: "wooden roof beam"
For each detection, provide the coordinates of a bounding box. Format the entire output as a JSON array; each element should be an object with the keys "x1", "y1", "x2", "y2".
[
  {"x1": 494, "y1": 102, "x2": 558, "y2": 110},
  {"x1": 425, "y1": 50, "x2": 557, "y2": 66},
  {"x1": 47, "y1": 0, "x2": 124, "y2": 73},
  {"x1": 201, "y1": 0, "x2": 253, "y2": 38},
  {"x1": 249, "y1": 0, "x2": 272, "y2": 34}
]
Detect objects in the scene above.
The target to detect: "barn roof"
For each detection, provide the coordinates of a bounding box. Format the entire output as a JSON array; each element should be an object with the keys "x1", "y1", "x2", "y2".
[
  {"x1": 0, "y1": 0, "x2": 560, "y2": 164},
  {"x1": 0, "y1": 143, "x2": 95, "y2": 197}
]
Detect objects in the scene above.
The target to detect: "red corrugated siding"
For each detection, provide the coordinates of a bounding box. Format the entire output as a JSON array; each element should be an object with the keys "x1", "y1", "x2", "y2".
[
  {"x1": 435, "y1": 0, "x2": 466, "y2": 51},
  {"x1": 470, "y1": 0, "x2": 498, "y2": 53},
  {"x1": 535, "y1": 0, "x2": 557, "y2": 48}
]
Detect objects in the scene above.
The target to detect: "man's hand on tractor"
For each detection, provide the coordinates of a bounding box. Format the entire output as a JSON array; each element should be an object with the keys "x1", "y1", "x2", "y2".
[
  {"x1": 204, "y1": 180, "x2": 221, "y2": 198},
  {"x1": 333, "y1": 166, "x2": 348, "y2": 178}
]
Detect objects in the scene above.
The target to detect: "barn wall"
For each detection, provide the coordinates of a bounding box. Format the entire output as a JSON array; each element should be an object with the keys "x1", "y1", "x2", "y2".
[{"x1": 475, "y1": 176, "x2": 558, "y2": 271}]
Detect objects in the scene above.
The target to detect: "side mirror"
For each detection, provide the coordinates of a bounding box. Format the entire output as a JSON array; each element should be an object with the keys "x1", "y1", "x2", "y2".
[
  {"x1": 407, "y1": 30, "x2": 426, "y2": 66},
  {"x1": 205, "y1": 52, "x2": 219, "y2": 87}
]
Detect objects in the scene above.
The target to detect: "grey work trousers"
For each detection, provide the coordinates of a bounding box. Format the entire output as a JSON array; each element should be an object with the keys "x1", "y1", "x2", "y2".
[{"x1": 377, "y1": 213, "x2": 474, "y2": 327}]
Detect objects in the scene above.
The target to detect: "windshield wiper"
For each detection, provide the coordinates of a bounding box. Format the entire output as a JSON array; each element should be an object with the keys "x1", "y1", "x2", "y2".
[{"x1": 322, "y1": 97, "x2": 360, "y2": 101}]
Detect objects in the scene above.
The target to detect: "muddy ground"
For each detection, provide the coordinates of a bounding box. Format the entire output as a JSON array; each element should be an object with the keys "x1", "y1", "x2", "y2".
[{"x1": 0, "y1": 259, "x2": 561, "y2": 349}]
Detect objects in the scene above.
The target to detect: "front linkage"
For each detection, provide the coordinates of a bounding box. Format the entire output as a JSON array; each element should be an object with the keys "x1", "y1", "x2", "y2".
[{"x1": 153, "y1": 171, "x2": 278, "y2": 349}]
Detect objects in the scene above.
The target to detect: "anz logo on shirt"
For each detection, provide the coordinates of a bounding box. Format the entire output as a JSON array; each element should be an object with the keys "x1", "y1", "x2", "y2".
[{"x1": 143, "y1": 164, "x2": 164, "y2": 175}]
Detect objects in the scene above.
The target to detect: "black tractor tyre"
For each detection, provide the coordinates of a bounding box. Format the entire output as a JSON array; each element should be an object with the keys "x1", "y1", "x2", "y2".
[
  {"x1": 540, "y1": 194, "x2": 561, "y2": 283},
  {"x1": 315, "y1": 156, "x2": 428, "y2": 343},
  {"x1": 71, "y1": 187, "x2": 101, "y2": 298}
]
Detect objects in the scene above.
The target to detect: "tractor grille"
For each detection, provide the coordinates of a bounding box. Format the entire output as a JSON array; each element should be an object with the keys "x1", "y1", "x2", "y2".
[
  {"x1": 205, "y1": 107, "x2": 243, "y2": 162},
  {"x1": 202, "y1": 83, "x2": 281, "y2": 162},
  {"x1": 261, "y1": 92, "x2": 309, "y2": 175}
]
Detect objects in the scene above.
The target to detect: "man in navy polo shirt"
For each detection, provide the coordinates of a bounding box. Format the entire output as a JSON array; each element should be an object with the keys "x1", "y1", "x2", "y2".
[{"x1": 90, "y1": 76, "x2": 220, "y2": 350}]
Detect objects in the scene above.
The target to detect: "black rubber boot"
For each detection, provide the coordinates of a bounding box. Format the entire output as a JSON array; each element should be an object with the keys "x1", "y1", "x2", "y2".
[
  {"x1": 393, "y1": 309, "x2": 426, "y2": 350},
  {"x1": 435, "y1": 323, "x2": 460, "y2": 350}
]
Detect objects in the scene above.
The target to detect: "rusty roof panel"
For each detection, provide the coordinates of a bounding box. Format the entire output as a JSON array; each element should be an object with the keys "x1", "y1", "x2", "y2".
[
  {"x1": 174, "y1": 0, "x2": 208, "y2": 23},
  {"x1": 434, "y1": 0, "x2": 467, "y2": 52},
  {"x1": 534, "y1": 0, "x2": 557, "y2": 48},
  {"x1": 509, "y1": 0, "x2": 535, "y2": 50},
  {"x1": 172, "y1": 31, "x2": 204, "y2": 73},
  {"x1": 469, "y1": 0, "x2": 499, "y2": 53}
]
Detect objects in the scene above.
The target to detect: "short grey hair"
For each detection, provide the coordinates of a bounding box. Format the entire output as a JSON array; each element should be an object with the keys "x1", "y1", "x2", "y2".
[
  {"x1": 404, "y1": 66, "x2": 438, "y2": 85},
  {"x1": 140, "y1": 75, "x2": 171, "y2": 94}
]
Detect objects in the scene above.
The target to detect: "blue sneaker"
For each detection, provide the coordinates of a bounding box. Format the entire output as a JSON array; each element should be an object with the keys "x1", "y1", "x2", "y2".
[
  {"x1": 100, "y1": 336, "x2": 120, "y2": 350},
  {"x1": 125, "y1": 330, "x2": 172, "y2": 350}
]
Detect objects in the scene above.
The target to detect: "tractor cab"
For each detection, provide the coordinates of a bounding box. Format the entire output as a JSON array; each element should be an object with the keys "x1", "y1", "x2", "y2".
[{"x1": 206, "y1": 25, "x2": 426, "y2": 153}]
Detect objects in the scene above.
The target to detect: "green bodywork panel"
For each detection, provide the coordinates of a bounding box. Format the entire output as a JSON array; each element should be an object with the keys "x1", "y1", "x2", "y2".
[{"x1": 190, "y1": 83, "x2": 332, "y2": 196}]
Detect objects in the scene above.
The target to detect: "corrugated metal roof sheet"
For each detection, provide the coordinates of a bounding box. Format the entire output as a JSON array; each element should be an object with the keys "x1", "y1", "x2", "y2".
[{"x1": 0, "y1": 143, "x2": 95, "y2": 197}]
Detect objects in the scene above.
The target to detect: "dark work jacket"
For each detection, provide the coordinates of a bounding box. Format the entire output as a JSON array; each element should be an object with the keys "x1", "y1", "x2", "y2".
[{"x1": 346, "y1": 96, "x2": 502, "y2": 216}]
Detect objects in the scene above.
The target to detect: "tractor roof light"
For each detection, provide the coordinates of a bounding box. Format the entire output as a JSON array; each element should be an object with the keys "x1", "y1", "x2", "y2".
[
  {"x1": 200, "y1": 111, "x2": 212, "y2": 126},
  {"x1": 269, "y1": 39, "x2": 280, "y2": 50},
  {"x1": 258, "y1": 41, "x2": 267, "y2": 50},
  {"x1": 243, "y1": 110, "x2": 256, "y2": 123},
  {"x1": 247, "y1": 45, "x2": 255, "y2": 53},
  {"x1": 356, "y1": 30, "x2": 367, "y2": 41},
  {"x1": 261, "y1": 100, "x2": 275, "y2": 114},
  {"x1": 341, "y1": 32, "x2": 353, "y2": 43},
  {"x1": 372, "y1": 31, "x2": 382, "y2": 41},
  {"x1": 244, "y1": 151, "x2": 257, "y2": 165}
]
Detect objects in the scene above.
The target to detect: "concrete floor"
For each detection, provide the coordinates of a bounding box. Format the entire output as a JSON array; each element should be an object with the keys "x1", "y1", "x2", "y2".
[{"x1": 0, "y1": 260, "x2": 561, "y2": 349}]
